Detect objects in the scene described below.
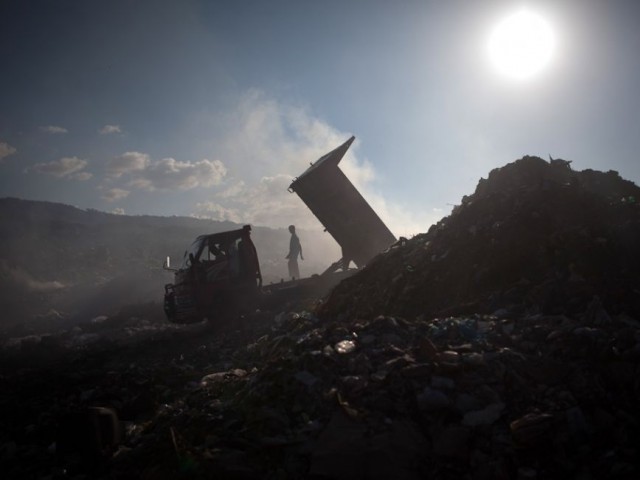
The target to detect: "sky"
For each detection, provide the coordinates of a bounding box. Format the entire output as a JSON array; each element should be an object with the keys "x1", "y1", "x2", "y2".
[{"x1": 1, "y1": 0, "x2": 640, "y2": 238}]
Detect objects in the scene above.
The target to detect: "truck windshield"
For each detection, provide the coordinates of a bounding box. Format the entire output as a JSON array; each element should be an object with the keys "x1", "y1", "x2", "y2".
[{"x1": 181, "y1": 238, "x2": 204, "y2": 269}]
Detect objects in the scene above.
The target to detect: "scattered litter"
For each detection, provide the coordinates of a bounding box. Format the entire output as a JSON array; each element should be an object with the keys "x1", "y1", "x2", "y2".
[{"x1": 2, "y1": 157, "x2": 639, "y2": 478}]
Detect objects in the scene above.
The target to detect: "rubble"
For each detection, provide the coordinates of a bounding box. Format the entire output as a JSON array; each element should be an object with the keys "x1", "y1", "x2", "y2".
[
  {"x1": 1, "y1": 157, "x2": 639, "y2": 478},
  {"x1": 321, "y1": 156, "x2": 640, "y2": 319}
]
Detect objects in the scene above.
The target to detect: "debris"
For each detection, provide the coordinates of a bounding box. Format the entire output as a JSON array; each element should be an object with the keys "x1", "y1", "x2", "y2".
[
  {"x1": 334, "y1": 339, "x2": 357, "y2": 354},
  {"x1": 510, "y1": 412, "x2": 555, "y2": 445},
  {"x1": 321, "y1": 156, "x2": 640, "y2": 320},
  {"x1": 2, "y1": 157, "x2": 640, "y2": 478}
]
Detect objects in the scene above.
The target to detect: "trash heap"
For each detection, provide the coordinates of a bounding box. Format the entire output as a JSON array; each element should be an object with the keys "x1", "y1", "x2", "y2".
[
  {"x1": 99, "y1": 308, "x2": 640, "y2": 479},
  {"x1": 322, "y1": 156, "x2": 640, "y2": 320},
  {"x1": 1, "y1": 157, "x2": 639, "y2": 479}
]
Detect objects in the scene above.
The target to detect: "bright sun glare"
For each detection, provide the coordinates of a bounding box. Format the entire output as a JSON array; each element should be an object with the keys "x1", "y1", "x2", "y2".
[{"x1": 488, "y1": 10, "x2": 555, "y2": 80}]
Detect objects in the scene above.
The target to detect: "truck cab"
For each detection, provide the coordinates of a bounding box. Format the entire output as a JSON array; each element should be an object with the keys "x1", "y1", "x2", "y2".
[{"x1": 163, "y1": 225, "x2": 261, "y2": 323}]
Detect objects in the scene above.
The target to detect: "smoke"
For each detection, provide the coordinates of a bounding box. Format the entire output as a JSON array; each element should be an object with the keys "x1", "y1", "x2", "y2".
[
  {"x1": 193, "y1": 89, "x2": 439, "y2": 236},
  {"x1": 0, "y1": 260, "x2": 66, "y2": 293}
]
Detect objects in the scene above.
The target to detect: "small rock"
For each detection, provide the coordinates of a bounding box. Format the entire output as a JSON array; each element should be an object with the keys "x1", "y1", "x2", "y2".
[{"x1": 439, "y1": 350, "x2": 460, "y2": 364}]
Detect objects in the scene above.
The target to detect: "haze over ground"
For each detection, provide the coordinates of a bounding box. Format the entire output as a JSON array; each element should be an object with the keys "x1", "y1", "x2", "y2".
[{"x1": 1, "y1": 0, "x2": 640, "y2": 238}]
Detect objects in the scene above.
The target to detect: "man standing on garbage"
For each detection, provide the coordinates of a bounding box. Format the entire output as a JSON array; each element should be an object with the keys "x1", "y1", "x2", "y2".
[{"x1": 286, "y1": 224, "x2": 303, "y2": 280}]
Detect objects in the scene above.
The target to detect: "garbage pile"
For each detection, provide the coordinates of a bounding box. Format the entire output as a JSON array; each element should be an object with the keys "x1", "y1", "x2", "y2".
[
  {"x1": 5, "y1": 305, "x2": 635, "y2": 479},
  {"x1": 108, "y1": 306, "x2": 639, "y2": 479},
  {"x1": 1, "y1": 157, "x2": 639, "y2": 479},
  {"x1": 322, "y1": 156, "x2": 640, "y2": 320}
]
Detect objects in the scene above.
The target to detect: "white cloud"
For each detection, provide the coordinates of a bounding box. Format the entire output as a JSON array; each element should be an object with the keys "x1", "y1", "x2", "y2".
[
  {"x1": 127, "y1": 178, "x2": 154, "y2": 190},
  {"x1": 102, "y1": 188, "x2": 130, "y2": 202},
  {"x1": 106, "y1": 151, "x2": 149, "y2": 177},
  {"x1": 27, "y1": 156, "x2": 88, "y2": 178},
  {"x1": 109, "y1": 153, "x2": 227, "y2": 191},
  {"x1": 112, "y1": 208, "x2": 126, "y2": 215},
  {"x1": 99, "y1": 124, "x2": 122, "y2": 135},
  {"x1": 40, "y1": 125, "x2": 68, "y2": 134},
  {"x1": 71, "y1": 171, "x2": 93, "y2": 181},
  {"x1": 138, "y1": 157, "x2": 227, "y2": 191},
  {"x1": 0, "y1": 141, "x2": 16, "y2": 162}
]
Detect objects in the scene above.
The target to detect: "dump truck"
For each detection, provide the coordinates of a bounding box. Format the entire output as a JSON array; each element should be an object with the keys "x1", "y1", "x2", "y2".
[{"x1": 163, "y1": 136, "x2": 396, "y2": 323}]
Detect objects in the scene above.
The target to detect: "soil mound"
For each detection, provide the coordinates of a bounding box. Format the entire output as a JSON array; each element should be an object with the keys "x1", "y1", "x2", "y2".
[{"x1": 321, "y1": 157, "x2": 640, "y2": 319}]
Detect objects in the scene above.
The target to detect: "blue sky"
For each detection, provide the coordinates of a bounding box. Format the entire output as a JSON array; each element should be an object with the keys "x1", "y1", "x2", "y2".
[{"x1": 1, "y1": 0, "x2": 640, "y2": 237}]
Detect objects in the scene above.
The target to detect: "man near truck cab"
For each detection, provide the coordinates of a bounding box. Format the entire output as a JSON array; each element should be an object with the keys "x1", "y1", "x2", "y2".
[{"x1": 286, "y1": 225, "x2": 303, "y2": 280}]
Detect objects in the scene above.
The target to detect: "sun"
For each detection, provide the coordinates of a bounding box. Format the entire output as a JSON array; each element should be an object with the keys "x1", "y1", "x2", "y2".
[{"x1": 488, "y1": 10, "x2": 555, "y2": 80}]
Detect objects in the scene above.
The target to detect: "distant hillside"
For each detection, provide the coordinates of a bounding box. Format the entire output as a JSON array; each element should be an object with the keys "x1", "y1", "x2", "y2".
[{"x1": 0, "y1": 198, "x2": 340, "y2": 332}]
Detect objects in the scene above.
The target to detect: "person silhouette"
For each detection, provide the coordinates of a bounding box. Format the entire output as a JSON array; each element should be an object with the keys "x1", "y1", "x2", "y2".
[{"x1": 285, "y1": 225, "x2": 303, "y2": 279}]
